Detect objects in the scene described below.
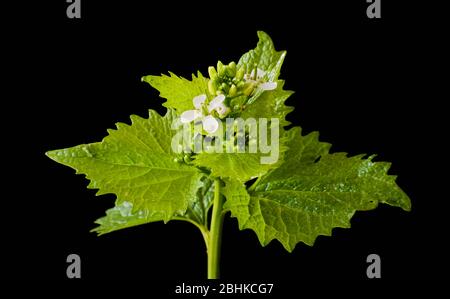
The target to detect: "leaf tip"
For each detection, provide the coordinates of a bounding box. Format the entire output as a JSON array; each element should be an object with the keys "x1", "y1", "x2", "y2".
[
  {"x1": 256, "y1": 30, "x2": 270, "y2": 39},
  {"x1": 45, "y1": 149, "x2": 62, "y2": 161},
  {"x1": 90, "y1": 226, "x2": 106, "y2": 236},
  {"x1": 402, "y1": 195, "x2": 412, "y2": 212}
]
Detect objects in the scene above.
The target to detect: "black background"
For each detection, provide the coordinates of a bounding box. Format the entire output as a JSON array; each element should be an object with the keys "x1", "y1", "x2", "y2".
[{"x1": 3, "y1": 0, "x2": 448, "y2": 287}]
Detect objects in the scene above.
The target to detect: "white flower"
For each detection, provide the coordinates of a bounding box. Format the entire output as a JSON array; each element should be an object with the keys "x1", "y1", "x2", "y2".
[
  {"x1": 193, "y1": 94, "x2": 206, "y2": 109},
  {"x1": 243, "y1": 68, "x2": 277, "y2": 91},
  {"x1": 180, "y1": 94, "x2": 206, "y2": 123},
  {"x1": 202, "y1": 115, "x2": 219, "y2": 134},
  {"x1": 259, "y1": 82, "x2": 277, "y2": 91},
  {"x1": 208, "y1": 94, "x2": 230, "y2": 117},
  {"x1": 180, "y1": 94, "x2": 224, "y2": 134}
]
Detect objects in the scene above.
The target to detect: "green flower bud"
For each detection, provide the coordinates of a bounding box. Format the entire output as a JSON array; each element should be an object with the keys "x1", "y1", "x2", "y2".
[
  {"x1": 237, "y1": 81, "x2": 245, "y2": 88},
  {"x1": 229, "y1": 84, "x2": 237, "y2": 96},
  {"x1": 228, "y1": 61, "x2": 236, "y2": 71},
  {"x1": 242, "y1": 82, "x2": 256, "y2": 96},
  {"x1": 208, "y1": 66, "x2": 217, "y2": 80},
  {"x1": 217, "y1": 61, "x2": 225, "y2": 77},
  {"x1": 208, "y1": 79, "x2": 217, "y2": 95},
  {"x1": 227, "y1": 62, "x2": 236, "y2": 77},
  {"x1": 220, "y1": 82, "x2": 229, "y2": 93},
  {"x1": 236, "y1": 66, "x2": 245, "y2": 81}
]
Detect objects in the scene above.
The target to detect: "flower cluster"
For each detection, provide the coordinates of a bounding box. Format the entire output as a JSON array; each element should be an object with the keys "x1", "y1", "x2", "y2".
[
  {"x1": 180, "y1": 61, "x2": 277, "y2": 134},
  {"x1": 180, "y1": 94, "x2": 227, "y2": 134}
]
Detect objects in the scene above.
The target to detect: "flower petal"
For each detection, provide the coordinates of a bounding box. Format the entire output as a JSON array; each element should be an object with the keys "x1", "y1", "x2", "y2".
[
  {"x1": 243, "y1": 73, "x2": 253, "y2": 81},
  {"x1": 259, "y1": 82, "x2": 277, "y2": 91},
  {"x1": 256, "y1": 68, "x2": 266, "y2": 79},
  {"x1": 180, "y1": 110, "x2": 201, "y2": 123},
  {"x1": 215, "y1": 103, "x2": 230, "y2": 118},
  {"x1": 244, "y1": 68, "x2": 266, "y2": 81},
  {"x1": 208, "y1": 94, "x2": 225, "y2": 112},
  {"x1": 193, "y1": 94, "x2": 207, "y2": 109},
  {"x1": 202, "y1": 115, "x2": 219, "y2": 134}
]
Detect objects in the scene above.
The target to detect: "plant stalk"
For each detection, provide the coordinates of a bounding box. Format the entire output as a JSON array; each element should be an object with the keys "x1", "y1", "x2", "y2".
[{"x1": 207, "y1": 178, "x2": 224, "y2": 279}]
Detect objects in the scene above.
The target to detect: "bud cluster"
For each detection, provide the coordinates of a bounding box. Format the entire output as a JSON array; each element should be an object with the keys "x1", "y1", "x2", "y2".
[{"x1": 208, "y1": 61, "x2": 257, "y2": 114}]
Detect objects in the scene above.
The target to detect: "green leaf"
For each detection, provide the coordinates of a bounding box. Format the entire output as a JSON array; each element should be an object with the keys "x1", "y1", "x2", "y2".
[
  {"x1": 238, "y1": 31, "x2": 286, "y2": 82},
  {"x1": 237, "y1": 31, "x2": 287, "y2": 105},
  {"x1": 91, "y1": 201, "x2": 162, "y2": 235},
  {"x1": 46, "y1": 109, "x2": 204, "y2": 225},
  {"x1": 92, "y1": 177, "x2": 215, "y2": 235},
  {"x1": 193, "y1": 152, "x2": 278, "y2": 183},
  {"x1": 240, "y1": 80, "x2": 294, "y2": 127},
  {"x1": 192, "y1": 131, "x2": 290, "y2": 182},
  {"x1": 142, "y1": 71, "x2": 209, "y2": 112},
  {"x1": 223, "y1": 127, "x2": 411, "y2": 251},
  {"x1": 183, "y1": 176, "x2": 215, "y2": 227}
]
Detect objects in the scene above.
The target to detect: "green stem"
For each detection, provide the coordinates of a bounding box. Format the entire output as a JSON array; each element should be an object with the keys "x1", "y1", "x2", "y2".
[
  {"x1": 208, "y1": 178, "x2": 224, "y2": 279},
  {"x1": 248, "y1": 176, "x2": 262, "y2": 192},
  {"x1": 173, "y1": 217, "x2": 209, "y2": 250}
]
